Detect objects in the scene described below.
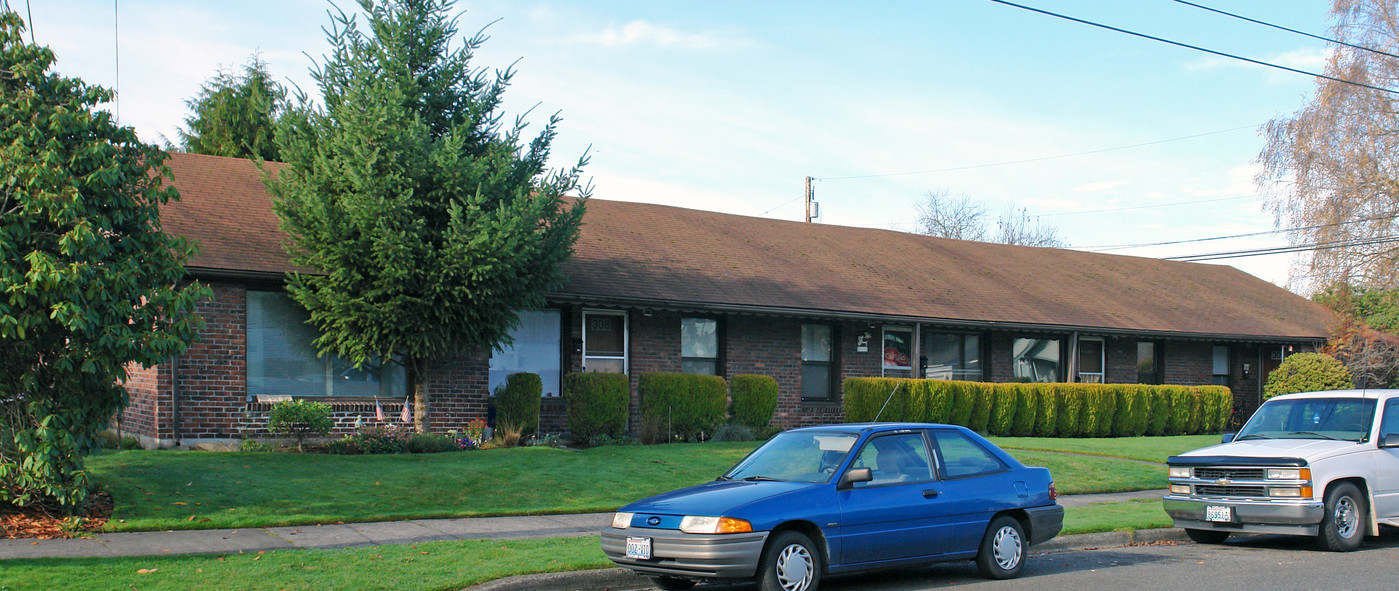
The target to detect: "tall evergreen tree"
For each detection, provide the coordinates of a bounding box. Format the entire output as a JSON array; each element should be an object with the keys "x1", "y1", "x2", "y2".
[
  {"x1": 179, "y1": 56, "x2": 285, "y2": 161},
  {"x1": 269, "y1": 0, "x2": 588, "y2": 431},
  {"x1": 0, "y1": 11, "x2": 207, "y2": 509}
]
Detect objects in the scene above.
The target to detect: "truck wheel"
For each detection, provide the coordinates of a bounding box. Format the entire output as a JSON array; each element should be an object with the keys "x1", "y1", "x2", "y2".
[
  {"x1": 757, "y1": 531, "x2": 821, "y2": 591},
  {"x1": 1318, "y1": 482, "x2": 1366, "y2": 552},
  {"x1": 1184, "y1": 529, "x2": 1230, "y2": 544}
]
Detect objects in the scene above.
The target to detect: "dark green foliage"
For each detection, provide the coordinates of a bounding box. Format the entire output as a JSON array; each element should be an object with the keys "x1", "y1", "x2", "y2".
[
  {"x1": 988, "y1": 384, "x2": 1019, "y2": 436},
  {"x1": 1314, "y1": 284, "x2": 1399, "y2": 333},
  {"x1": 268, "y1": 400, "x2": 334, "y2": 452},
  {"x1": 919, "y1": 380, "x2": 954, "y2": 423},
  {"x1": 1197, "y1": 386, "x2": 1232, "y2": 433},
  {"x1": 562, "y1": 372, "x2": 629, "y2": 441},
  {"x1": 966, "y1": 382, "x2": 995, "y2": 433},
  {"x1": 947, "y1": 381, "x2": 978, "y2": 426},
  {"x1": 0, "y1": 12, "x2": 208, "y2": 510},
  {"x1": 729, "y1": 375, "x2": 778, "y2": 430},
  {"x1": 711, "y1": 423, "x2": 756, "y2": 442},
  {"x1": 1011, "y1": 384, "x2": 1037, "y2": 436},
  {"x1": 267, "y1": 0, "x2": 589, "y2": 432},
  {"x1": 496, "y1": 373, "x2": 542, "y2": 435},
  {"x1": 639, "y1": 373, "x2": 727, "y2": 441},
  {"x1": 1089, "y1": 385, "x2": 1118, "y2": 437},
  {"x1": 179, "y1": 55, "x2": 284, "y2": 161},
  {"x1": 1263, "y1": 352, "x2": 1355, "y2": 400},
  {"x1": 1165, "y1": 386, "x2": 1195, "y2": 435},
  {"x1": 405, "y1": 433, "x2": 459, "y2": 453},
  {"x1": 842, "y1": 378, "x2": 913, "y2": 422},
  {"x1": 1146, "y1": 388, "x2": 1172, "y2": 436},
  {"x1": 1033, "y1": 385, "x2": 1058, "y2": 436},
  {"x1": 1058, "y1": 387, "x2": 1083, "y2": 437},
  {"x1": 1112, "y1": 386, "x2": 1151, "y2": 437}
]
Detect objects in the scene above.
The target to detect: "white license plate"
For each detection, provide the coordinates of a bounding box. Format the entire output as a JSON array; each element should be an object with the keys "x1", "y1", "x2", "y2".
[
  {"x1": 1205, "y1": 505, "x2": 1232, "y2": 522},
  {"x1": 625, "y1": 536, "x2": 652, "y2": 560}
]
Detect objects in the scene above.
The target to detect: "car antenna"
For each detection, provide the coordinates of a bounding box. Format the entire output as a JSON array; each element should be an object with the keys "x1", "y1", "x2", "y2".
[{"x1": 871, "y1": 382, "x2": 903, "y2": 423}]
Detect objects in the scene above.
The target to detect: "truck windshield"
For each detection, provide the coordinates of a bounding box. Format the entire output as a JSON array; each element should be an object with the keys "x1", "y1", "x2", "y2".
[{"x1": 1236, "y1": 397, "x2": 1377, "y2": 442}]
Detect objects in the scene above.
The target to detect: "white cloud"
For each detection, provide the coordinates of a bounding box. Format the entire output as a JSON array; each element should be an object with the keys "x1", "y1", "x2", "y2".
[
  {"x1": 1073, "y1": 180, "x2": 1127, "y2": 193},
  {"x1": 571, "y1": 20, "x2": 740, "y2": 49}
]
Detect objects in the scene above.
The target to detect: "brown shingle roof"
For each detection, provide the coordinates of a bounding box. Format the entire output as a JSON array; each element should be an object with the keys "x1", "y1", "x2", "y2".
[{"x1": 163, "y1": 152, "x2": 1333, "y2": 341}]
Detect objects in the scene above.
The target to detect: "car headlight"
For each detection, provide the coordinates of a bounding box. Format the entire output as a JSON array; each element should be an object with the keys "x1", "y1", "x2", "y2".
[
  {"x1": 1266, "y1": 468, "x2": 1310, "y2": 480},
  {"x1": 612, "y1": 512, "x2": 634, "y2": 529},
  {"x1": 678, "y1": 515, "x2": 753, "y2": 534},
  {"x1": 1168, "y1": 466, "x2": 1191, "y2": 479}
]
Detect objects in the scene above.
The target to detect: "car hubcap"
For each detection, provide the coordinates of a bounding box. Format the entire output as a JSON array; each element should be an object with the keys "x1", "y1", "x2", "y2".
[
  {"x1": 992, "y1": 525, "x2": 1022, "y2": 570},
  {"x1": 775, "y1": 543, "x2": 814, "y2": 591},
  {"x1": 1335, "y1": 496, "x2": 1357, "y2": 538}
]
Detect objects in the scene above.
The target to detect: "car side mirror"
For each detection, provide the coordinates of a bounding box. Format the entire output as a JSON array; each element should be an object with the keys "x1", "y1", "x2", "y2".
[
  {"x1": 1221, "y1": 432, "x2": 1236, "y2": 444},
  {"x1": 838, "y1": 468, "x2": 872, "y2": 490},
  {"x1": 1382, "y1": 433, "x2": 1399, "y2": 448}
]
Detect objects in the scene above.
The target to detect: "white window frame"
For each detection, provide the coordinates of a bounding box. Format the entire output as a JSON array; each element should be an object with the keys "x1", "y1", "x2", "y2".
[
  {"x1": 1078, "y1": 337, "x2": 1105, "y2": 384},
  {"x1": 582, "y1": 309, "x2": 628, "y2": 374}
]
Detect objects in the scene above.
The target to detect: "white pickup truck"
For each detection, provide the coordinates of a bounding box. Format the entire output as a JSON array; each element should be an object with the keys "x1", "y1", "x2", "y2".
[{"x1": 1164, "y1": 389, "x2": 1399, "y2": 551}]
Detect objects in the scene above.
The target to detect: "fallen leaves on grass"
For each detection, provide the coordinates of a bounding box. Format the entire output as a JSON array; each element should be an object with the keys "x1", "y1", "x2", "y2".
[{"x1": 0, "y1": 491, "x2": 112, "y2": 539}]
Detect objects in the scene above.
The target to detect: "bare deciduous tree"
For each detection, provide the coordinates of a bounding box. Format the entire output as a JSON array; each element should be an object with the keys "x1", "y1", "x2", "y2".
[
  {"x1": 995, "y1": 206, "x2": 1067, "y2": 248},
  {"x1": 913, "y1": 190, "x2": 1067, "y2": 248},
  {"x1": 1257, "y1": 0, "x2": 1399, "y2": 293}
]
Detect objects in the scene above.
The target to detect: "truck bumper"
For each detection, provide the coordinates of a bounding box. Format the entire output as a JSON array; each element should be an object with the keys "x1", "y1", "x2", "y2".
[
  {"x1": 1163, "y1": 495, "x2": 1324, "y2": 536},
  {"x1": 600, "y1": 527, "x2": 768, "y2": 581}
]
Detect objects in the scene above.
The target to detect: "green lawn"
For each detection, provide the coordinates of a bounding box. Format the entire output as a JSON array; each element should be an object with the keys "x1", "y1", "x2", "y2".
[
  {"x1": 1063, "y1": 498, "x2": 1172, "y2": 535},
  {"x1": 989, "y1": 434, "x2": 1222, "y2": 463},
  {"x1": 86, "y1": 434, "x2": 1208, "y2": 532},
  {"x1": 0, "y1": 536, "x2": 612, "y2": 591}
]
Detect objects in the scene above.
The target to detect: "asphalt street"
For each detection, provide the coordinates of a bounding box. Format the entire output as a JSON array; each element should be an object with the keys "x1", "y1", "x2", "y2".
[{"x1": 569, "y1": 528, "x2": 1399, "y2": 591}]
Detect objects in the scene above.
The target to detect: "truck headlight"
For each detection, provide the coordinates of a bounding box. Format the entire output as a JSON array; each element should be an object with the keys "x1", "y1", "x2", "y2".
[
  {"x1": 679, "y1": 515, "x2": 753, "y2": 534},
  {"x1": 612, "y1": 512, "x2": 634, "y2": 529},
  {"x1": 1168, "y1": 466, "x2": 1191, "y2": 478},
  {"x1": 1266, "y1": 468, "x2": 1310, "y2": 480}
]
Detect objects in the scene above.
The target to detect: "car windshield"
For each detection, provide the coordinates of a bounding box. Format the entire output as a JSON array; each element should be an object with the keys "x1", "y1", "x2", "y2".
[
  {"x1": 1236, "y1": 397, "x2": 1377, "y2": 443},
  {"x1": 722, "y1": 431, "x2": 858, "y2": 483}
]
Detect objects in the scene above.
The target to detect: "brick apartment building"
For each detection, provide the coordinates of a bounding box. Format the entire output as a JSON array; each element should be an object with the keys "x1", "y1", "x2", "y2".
[{"x1": 116, "y1": 153, "x2": 1335, "y2": 447}]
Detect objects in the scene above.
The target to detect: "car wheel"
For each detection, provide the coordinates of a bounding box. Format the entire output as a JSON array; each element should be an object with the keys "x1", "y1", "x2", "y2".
[
  {"x1": 1318, "y1": 482, "x2": 1366, "y2": 552},
  {"x1": 756, "y1": 530, "x2": 821, "y2": 591},
  {"x1": 650, "y1": 575, "x2": 697, "y2": 590},
  {"x1": 975, "y1": 515, "x2": 1026, "y2": 580},
  {"x1": 1184, "y1": 528, "x2": 1230, "y2": 544}
]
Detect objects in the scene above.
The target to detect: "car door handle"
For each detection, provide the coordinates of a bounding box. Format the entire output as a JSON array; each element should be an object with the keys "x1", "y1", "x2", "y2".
[{"x1": 923, "y1": 489, "x2": 940, "y2": 498}]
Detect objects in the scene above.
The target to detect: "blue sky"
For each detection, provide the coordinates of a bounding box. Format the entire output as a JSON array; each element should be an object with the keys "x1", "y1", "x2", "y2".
[{"x1": 31, "y1": 1, "x2": 1339, "y2": 288}]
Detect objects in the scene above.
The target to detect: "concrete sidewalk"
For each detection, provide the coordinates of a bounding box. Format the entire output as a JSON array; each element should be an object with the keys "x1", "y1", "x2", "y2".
[{"x1": 0, "y1": 489, "x2": 1167, "y2": 561}]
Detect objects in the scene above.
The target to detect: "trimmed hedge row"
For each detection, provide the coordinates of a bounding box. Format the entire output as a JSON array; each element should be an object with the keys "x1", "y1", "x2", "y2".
[
  {"x1": 639, "y1": 373, "x2": 728, "y2": 441},
  {"x1": 562, "y1": 372, "x2": 630, "y2": 440},
  {"x1": 730, "y1": 375, "x2": 779, "y2": 431},
  {"x1": 562, "y1": 372, "x2": 781, "y2": 442},
  {"x1": 843, "y1": 378, "x2": 1231, "y2": 437}
]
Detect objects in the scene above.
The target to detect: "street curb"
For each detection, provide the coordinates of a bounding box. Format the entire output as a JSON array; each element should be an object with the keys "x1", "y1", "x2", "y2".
[{"x1": 469, "y1": 528, "x2": 1191, "y2": 590}]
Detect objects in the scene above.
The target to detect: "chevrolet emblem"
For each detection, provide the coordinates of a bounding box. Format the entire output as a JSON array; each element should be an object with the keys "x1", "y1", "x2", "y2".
[{"x1": 1216, "y1": 478, "x2": 1231, "y2": 486}]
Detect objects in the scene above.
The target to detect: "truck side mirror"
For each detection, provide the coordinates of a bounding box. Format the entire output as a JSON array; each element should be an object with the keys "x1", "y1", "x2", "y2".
[
  {"x1": 1382, "y1": 433, "x2": 1399, "y2": 448},
  {"x1": 838, "y1": 468, "x2": 872, "y2": 490},
  {"x1": 1221, "y1": 432, "x2": 1235, "y2": 444}
]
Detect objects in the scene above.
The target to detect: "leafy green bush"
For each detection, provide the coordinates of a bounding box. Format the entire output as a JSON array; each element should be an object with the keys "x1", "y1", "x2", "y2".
[
  {"x1": 405, "y1": 433, "x2": 459, "y2": 453},
  {"x1": 1033, "y1": 385, "x2": 1058, "y2": 436},
  {"x1": 1011, "y1": 384, "x2": 1037, "y2": 436},
  {"x1": 268, "y1": 399, "x2": 334, "y2": 452},
  {"x1": 239, "y1": 439, "x2": 275, "y2": 452},
  {"x1": 1146, "y1": 387, "x2": 1171, "y2": 436},
  {"x1": 730, "y1": 375, "x2": 779, "y2": 430},
  {"x1": 1197, "y1": 385, "x2": 1232, "y2": 433},
  {"x1": 640, "y1": 373, "x2": 727, "y2": 441},
  {"x1": 1112, "y1": 386, "x2": 1150, "y2": 437},
  {"x1": 1165, "y1": 386, "x2": 1195, "y2": 435},
  {"x1": 712, "y1": 423, "x2": 756, "y2": 442},
  {"x1": 496, "y1": 372, "x2": 543, "y2": 435},
  {"x1": 1058, "y1": 387, "x2": 1083, "y2": 437},
  {"x1": 988, "y1": 385, "x2": 1018, "y2": 436},
  {"x1": 1087, "y1": 385, "x2": 1118, "y2": 437},
  {"x1": 947, "y1": 381, "x2": 978, "y2": 426},
  {"x1": 842, "y1": 378, "x2": 914, "y2": 422},
  {"x1": 919, "y1": 380, "x2": 954, "y2": 423},
  {"x1": 325, "y1": 424, "x2": 411, "y2": 455},
  {"x1": 1263, "y1": 352, "x2": 1355, "y2": 400},
  {"x1": 563, "y1": 372, "x2": 630, "y2": 442}
]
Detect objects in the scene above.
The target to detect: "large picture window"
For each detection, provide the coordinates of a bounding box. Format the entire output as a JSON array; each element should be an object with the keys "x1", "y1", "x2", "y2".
[
  {"x1": 246, "y1": 291, "x2": 407, "y2": 398},
  {"x1": 681, "y1": 317, "x2": 719, "y2": 375},
  {"x1": 1012, "y1": 337, "x2": 1060, "y2": 382},
  {"x1": 1077, "y1": 338, "x2": 1104, "y2": 383},
  {"x1": 583, "y1": 310, "x2": 627, "y2": 374},
  {"x1": 922, "y1": 332, "x2": 981, "y2": 381},
  {"x1": 489, "y1": 309, "x2": 562, "y2": 397},
  {"x1": 802, "y1": 324, "x2": 834, "y2": 401}
]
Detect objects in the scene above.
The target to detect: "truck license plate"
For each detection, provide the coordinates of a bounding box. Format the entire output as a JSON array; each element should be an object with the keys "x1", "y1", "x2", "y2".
[
  {"x1": 625, "y1": 536, "x2": 652, "y2": 560},
  {"x1": 1205, "y1": 505, "x2": 1232, "y2": 522}
]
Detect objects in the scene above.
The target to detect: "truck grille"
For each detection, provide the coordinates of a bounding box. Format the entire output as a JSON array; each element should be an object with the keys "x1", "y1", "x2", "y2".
[
  {"x1": 1193, "y1": 468, "x2": 1265, "y2": 480},
  {"x1": 1193, "y1": 484, "x2": 1267, "y2": 497}
]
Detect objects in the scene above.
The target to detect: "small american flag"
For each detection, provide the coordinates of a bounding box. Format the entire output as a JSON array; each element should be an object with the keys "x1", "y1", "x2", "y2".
[
  {"x1": 401, "y1": 395, "x2": 412, "y2": 424},
  {"x1": 374, "y1": 397, "x2": 385, "y2": 422}
]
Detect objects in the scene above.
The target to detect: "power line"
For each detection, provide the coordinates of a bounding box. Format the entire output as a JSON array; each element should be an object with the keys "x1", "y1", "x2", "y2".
[
  {"x1": 1167, "y1": 235, "x2": 1399, "y2": 262},
  {"x1": 1171, "y1": 0, "x2": 1399, "y2": 62},
  {"x1": 985, "y1": 0, "x2": 1399, "y2": 96},
  {"x1": 1082, "y1": 213, "x2": 1399, "y2": 251},
  {"x1": 818, "y1": 124, "x2": 1257, "y2": 182}
]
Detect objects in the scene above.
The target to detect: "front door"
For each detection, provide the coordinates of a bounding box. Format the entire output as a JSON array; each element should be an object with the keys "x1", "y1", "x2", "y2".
[
  {"x1": 1375, "y1": 398, "x2": 1399, "y2": 520},
  {"x1": 836, "y1": 431, "x2": 939, "y2": 565}
]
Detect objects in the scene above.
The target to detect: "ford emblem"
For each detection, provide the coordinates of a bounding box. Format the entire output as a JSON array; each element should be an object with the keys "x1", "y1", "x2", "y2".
[{"x1": 647, "y1": 516, "x2": 661, "y2": 526}]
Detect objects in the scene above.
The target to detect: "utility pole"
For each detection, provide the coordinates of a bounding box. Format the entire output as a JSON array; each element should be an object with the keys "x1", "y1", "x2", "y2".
[{"x1": 804, "y1": 176, "x2": 816, "y2": 223}]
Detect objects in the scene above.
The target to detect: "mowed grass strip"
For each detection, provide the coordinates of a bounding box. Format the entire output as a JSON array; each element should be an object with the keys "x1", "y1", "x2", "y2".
[
  {"x1": 88, "y1": 443, "x2": 759, "y2": 532},
  {"x1": 1062, "y1": 498, "x2": 1172, "y2": 535},
  {"x1": 1006, "y1": 450, "x2": 1163, "y2": 495},
  {"x1": 990, "y1": 434, "x2": 1222, "y2": 464},
  {"x1": 0, "y1": 536, "x2": 612, "y2": 591}
]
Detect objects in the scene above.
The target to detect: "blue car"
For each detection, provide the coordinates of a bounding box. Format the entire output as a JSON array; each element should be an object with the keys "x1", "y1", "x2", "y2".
[{"x1": 601, "y1": 423, "x2": 1063, "y2": 591}]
